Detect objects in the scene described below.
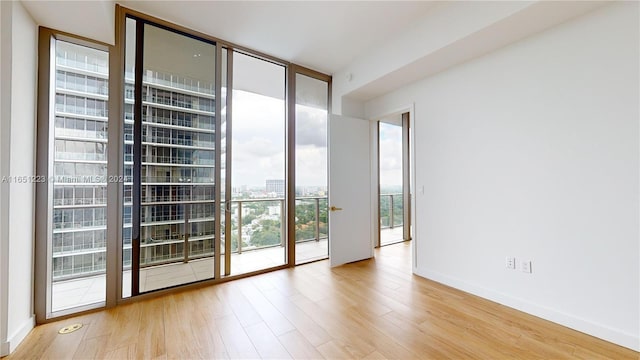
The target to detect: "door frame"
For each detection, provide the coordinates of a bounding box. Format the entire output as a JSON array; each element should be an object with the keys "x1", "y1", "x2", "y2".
[
  {"x1": 369, "y1": 104, "x2": 417, "y2": 268},
  {"x1": 375, "y1": 114, "x2": 411, "y2": 247}
]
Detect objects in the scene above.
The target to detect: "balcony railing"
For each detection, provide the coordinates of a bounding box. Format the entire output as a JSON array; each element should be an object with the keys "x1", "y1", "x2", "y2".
[
  {"x1": 56, "y1": 80, "x2": 109, "y2": 96},
  {"x1": 137, "y1": 196, "x2": 327, "y2": 265},
  {"x1": 56, "y1": 57, "x2": 109, "y2": 76},
  {"x1": 295, "y1": 196, "x2": 328, "y2": 243},
  {"x1": 52, "y1": 196, "x2": 328, "y2": 281},
  {"x1": 143, "y1": 69, "x2": 215, "y2": 96},
  {"x1": 141, "y1": 176, "x2": 215, "y2": 184},
  {"x1": 380, "y1": 193, "x2": 403, "y2": 229},
  {"x1": 55, "y1": 152, "x2": 107, "y2": 162}
]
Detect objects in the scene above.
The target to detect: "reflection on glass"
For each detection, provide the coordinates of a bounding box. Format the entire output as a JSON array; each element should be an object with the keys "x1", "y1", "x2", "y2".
[
  {"x1": 122, "y1": 17, "x2": 135, "y2": 299},
  {"x1": 295, "y1": 74, "x2": 329, "y2": 264},
  {"x1": 140, "y1": 23, "x2": 216, "y2": 293},
  {"x1": 220, "y1": 48, "x2": 228, "y2": 275},
  {"x1": 230, "y1": 52, "x2": 286, "y2": 274},
  {"x1": 124, "y1": 19, "x2": 217, "y2": 295},
  {"x1": 51, "y1": 40, "x2": 108, "y2": 312}
]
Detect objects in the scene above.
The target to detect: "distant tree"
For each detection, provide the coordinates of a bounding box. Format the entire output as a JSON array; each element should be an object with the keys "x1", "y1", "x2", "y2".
[
  {"x1": 242, "y1": 213, "x2": 257, "y2": 226},
  {"x1": 251, "y1": 228, "x2": 280, "y2": 247},
  {"x1": 250, "y1": 219, "x2": 281, "y2": 247},
  {"x1": 295, "y1": 224, "x2": 315, "y2": 241}
]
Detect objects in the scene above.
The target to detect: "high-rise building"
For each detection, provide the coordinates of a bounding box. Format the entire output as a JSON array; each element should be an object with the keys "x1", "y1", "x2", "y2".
[
  {"x1": 123, "y1": 66, "x2": 217, "y2": 268},
  {"x1": 52, "y1": 41, "x2": 109, "y2": 279},
  {"x1": 266, "y1": 179, "x2": 285, "y2": 197},
  {"x1": 52, "y1": 40, "x2": 219, "y2": 281}
]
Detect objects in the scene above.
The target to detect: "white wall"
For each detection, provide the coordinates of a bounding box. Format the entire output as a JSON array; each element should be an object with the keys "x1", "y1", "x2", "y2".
[
  {"x1": 366, "y1": 2, "x2": 639, "y2": 351},
  {"x1": 332, "y1": 1, "x2": 606, "y2": 115},
  {"x1": 0, "y1": 0, "x2": 7, "y2": 356},
  {"x1": 0, "y1": 0, "x2": 37, "y2": 356}
]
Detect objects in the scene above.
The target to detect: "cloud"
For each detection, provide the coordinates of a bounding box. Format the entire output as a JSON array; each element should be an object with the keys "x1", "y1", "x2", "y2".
[
  {"x1": 228, "y1": 90, "x2": 329, "y2": 187},
  {"x1": 294, "y1": 106, "x2": 328, "y2": 186},
  {"x1": 379, "y1": 123, "x2": 403, "y2": 186},
  {"x1": 234, "y1": 137, "x2": 283, "y2": 158},
  {"x1": 223, "y1": 89, "x2": 402, "y2": 188},
  {"x1": 232, "y1": 90, "x2": 285, "y2": 141},
  {"x1": 296, "y1": 105, "x2": 327, "y2": 148},
  {"x1": 296, "y1": 145, "x2": 327, "y2": 186},
  {"x1": 230, "y1": 90, "x2": 286, "y2": 186}
]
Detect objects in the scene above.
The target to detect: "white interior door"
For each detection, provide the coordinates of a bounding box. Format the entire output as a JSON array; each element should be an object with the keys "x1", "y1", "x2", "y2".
[{"x1": 329, "y1": 114, "x2": 373, "y2": 267}]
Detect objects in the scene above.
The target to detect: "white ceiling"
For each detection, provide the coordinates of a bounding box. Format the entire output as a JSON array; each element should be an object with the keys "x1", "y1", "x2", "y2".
[
  {"x1": 22, "y1": 0, "x2": 438, "y2": 75},
  {"x1": 21, "y1": 1, "x2": 607, "y2": 106},
  {"x1": 121, "y1": 0, "x2": 438, "y2": 75}
]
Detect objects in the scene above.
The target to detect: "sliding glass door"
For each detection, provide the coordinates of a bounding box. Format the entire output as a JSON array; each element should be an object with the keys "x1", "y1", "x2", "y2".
[
  {"x1": 37, "y1": 9, "x2": 332, "y2": 320},
  {"x1": 226, "y1": 52, "x2": 287, "y2": 275},
  {"x1": 294, "y1": 74, "x2": 329, "y2": 264},
  {"x1": 378, "y1": 114, "x2": 411, "y2": 247},
  {"x1": 122, "y1": 17, "x2": 292, "y2": 295},
  {"x1": 124, "y1": 17, "x2": 218, "y2": 295}
]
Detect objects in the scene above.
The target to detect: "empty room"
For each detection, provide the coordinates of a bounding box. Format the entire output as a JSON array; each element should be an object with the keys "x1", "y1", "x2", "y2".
[{"x1": 0, "y1": 1, "x2": 638, "y2": 358}]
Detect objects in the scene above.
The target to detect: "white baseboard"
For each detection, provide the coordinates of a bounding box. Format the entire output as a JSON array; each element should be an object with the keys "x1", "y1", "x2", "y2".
[
  {"x1": 0, "y1": 341, "x2": 9, "y2": 357},
  {"x1": 414, "y1": 267, "x2": 639, "y2": 352},
  {"x1": 4, "y1": 315, "x2": 35, "y2": 355}
]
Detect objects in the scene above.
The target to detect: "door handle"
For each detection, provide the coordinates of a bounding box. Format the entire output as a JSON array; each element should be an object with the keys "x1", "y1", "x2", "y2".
[{"x1": 330, "y1": 206, "x2": 343, "y2": 212}]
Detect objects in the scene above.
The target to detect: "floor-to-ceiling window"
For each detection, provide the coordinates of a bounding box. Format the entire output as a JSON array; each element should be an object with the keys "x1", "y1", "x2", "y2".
[
  {"x1": 123, "y1": 17, "x2": 218, "y2": 296},
  {"x1": 378, "y1": 115, "x2": 411, "y2": 247},
  {"x1": 227, "y1": 52, "x2": 287, "y2": 275},
  {"x1": 36, "y1": 34, "x2": 110, "y2": 318},
  {"x1": 36, "y1": 7, "x2": 331, "y2": 320},
  {"x1": 294, "y1": 73, "x2": 329, "y2": 264}
]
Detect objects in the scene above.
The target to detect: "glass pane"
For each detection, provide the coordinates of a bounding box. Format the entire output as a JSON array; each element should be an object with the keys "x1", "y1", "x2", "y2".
[
  {"x1": 220, "y1": 47, "x2": 228, "y2": 274},
  {"x1": 230, "y1": 52, "x2": 286, "y2": 274},
  {"x1": 51, "y1": 40, "x2": 108, "y2": 312},
  {"x1": 379, "y1": 122, "x2": 404, "y2": 246},
  {"x1": 139, "y1": 23, "x2": 216, "y2": 293},
  {"x1": 122, "y1": 17, "x2": 136, "y2": 298},
  {"x1": 294, "y1": 74, "x2": 329, "y2": 264},
  {"x1": 123, "y1": 19, "x2": 217, "y2": 295}
]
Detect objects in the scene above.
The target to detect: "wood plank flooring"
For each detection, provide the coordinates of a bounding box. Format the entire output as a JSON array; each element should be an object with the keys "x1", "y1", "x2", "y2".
[{"x1": 7, "y1": 242, "x2": 638, "y2": 359}]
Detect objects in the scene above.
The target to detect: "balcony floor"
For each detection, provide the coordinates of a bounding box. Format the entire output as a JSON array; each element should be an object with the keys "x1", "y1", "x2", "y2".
[
  {"x1": 52, "y1": 238, "x2": 329, "y2": 312},
  {"x1": 380, "y1": 226, "x2": 405, "y2": 245},
  {"x1": 52, "y1": 228, "x2": 403, "y2": 312}
]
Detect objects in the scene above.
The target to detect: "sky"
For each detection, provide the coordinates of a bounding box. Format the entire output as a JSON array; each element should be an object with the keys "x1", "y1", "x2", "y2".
[
  {"x1": 379, "y1": 122, "x2": 403, "y2": 187},
  {"x1": 230, "y1": 89, "x2": 403, "y2": 189},
  {"x1": 231, "y1": 90, "x2": 328, "y2": 187}
]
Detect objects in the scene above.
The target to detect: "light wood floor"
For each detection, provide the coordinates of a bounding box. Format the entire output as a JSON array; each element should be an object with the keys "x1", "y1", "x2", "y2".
[{"x1": 8, "y1": 242, "x2": 638, "y2": 359}]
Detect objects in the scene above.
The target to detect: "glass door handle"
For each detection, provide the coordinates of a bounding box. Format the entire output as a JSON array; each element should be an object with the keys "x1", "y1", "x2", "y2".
[{"x1": 330, "y1": 206, "x2": 343, "y2": 212}]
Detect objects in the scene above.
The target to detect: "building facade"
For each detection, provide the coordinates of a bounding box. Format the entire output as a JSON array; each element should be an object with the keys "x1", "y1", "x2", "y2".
[
  {"x1": 52, "y1": 40, "x2": 219, "y2": 281},
  {"x1": 265, "y1": 179, "x2": 284, "y2": 197},
  {"x1": 52, "y1": 41, "x2": 109, "y2": 279}
]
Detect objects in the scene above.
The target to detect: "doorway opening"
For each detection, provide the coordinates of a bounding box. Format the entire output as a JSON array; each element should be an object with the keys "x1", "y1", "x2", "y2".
[{"x1": 378, "y1": 113, "x2": 411, "y2": 247}]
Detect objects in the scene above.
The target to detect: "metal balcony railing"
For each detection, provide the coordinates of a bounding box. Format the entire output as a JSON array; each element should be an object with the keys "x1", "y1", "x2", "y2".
[
  {"x1": 135, "y1": 196, "x2": 328, "y2": 265},
  {"x1": 52, "y1": 196, "x2": 328, "y2": 280},
  {"x1": 143, "y1": 69, "x2": 215, "y2": 96},
  {"x1": 380, "y1": 193, "x2": 403, "y2": 229},
  {"x1": 56, "y1": 57, "x2": 109, "y2": 75},
  {"x1": 294, "y1": 197, "x2": 328, "y2": 243}
]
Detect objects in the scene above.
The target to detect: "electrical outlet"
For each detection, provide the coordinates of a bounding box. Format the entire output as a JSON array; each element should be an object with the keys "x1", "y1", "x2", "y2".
[
  {"x1": 521, "y1": 260, "x2": 532, "y2": 273},
  {"x1": 505, "y1": 257, "x2": 516, "y2": 270}
]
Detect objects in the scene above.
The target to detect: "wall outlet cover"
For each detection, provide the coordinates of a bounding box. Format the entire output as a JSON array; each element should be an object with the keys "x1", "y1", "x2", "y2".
[{"x1": 506, "y1": 256, "x2": 516, "y2": 270}]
